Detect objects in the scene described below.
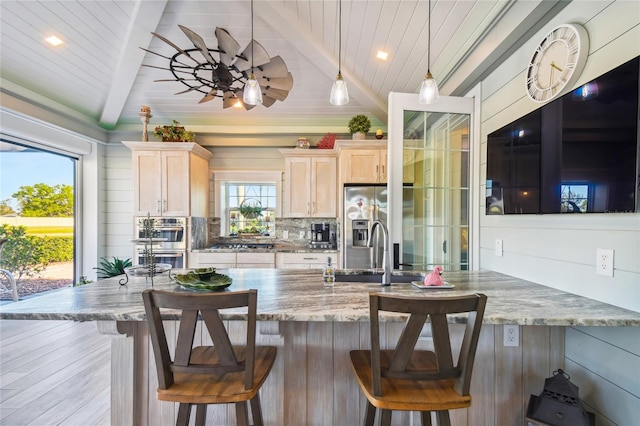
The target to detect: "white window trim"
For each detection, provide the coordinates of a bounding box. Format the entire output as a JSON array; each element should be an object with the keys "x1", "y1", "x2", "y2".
[{"x1": 212, "y1": 170, "x2": 283, "y2": 218}]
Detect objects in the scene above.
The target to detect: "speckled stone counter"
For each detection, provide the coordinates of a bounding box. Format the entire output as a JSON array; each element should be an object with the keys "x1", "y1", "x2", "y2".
[
  {"x1": 0, "y1": 269, "x2": 638, "y2": 326},
  {"x1": 2, "y1": 269, "x2": 638, "y2": 426}
]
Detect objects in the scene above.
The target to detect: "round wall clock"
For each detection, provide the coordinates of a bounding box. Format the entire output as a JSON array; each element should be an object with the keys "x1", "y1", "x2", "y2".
[{"x1": 525, "y1": 23, "x2": 589, "y2": 102}]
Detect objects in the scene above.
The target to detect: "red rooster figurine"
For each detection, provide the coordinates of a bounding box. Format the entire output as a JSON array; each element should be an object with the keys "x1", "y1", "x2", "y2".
[{"x1": 423, "y1": 265, "x2": 444, "y2": 286}]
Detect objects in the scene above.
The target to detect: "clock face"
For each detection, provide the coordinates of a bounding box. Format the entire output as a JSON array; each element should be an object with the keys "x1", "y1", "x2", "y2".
[{"x1": 526, "y1": 24, "x2": 589, "y2": 102}]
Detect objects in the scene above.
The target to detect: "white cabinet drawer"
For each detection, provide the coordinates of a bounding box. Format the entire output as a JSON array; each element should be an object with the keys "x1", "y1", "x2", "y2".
[
  {"x1": 188, "y1": 252, "x2": 236, "y2": 268},
  {"x1": 237, "y1": 252, "x2": 275, "y2": 267},
  {"x1": 276, "y1": 252, "x2": 337, "y2": 269}
]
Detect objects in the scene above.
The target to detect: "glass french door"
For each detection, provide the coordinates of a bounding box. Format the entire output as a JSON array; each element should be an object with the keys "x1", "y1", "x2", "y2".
[{"x1": 388, "y1": 94, "x2": 474, "y2": 272}]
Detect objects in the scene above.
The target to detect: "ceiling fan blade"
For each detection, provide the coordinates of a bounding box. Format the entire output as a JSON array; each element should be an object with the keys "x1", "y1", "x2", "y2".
[
  {"x1": 215, "y1": 27, "x2": 241, "y2": 66},
  {"x1": 253, "y1": 56, "x2": 289, "y2": 80},
  {"x1": 151, "y1": 32, "x2": 197, "y2": 62},
  {"x1": 140, "y1": 47, "x2": 193, "y2": 68},
  {"x1": 178, "y1": 25, "x2": 216, "y2": 65},
  {"x1": 259, "y1": 72, "x2": 293, "y2": 91},
  {"x1": 142, "y1": 63, "x2": 194, "y2": 75},
  {"x1": 174, "y1": 85, "x2": 205, "y2": 95},
  {"x1": 235, "y1": 40, "x2": 271, "y2": 72},
  {"x1": 261, "y1": 86, "x2": 289, "y2": 101},
  {"x1": 199, "y1": 89, "x2": 218, "y2": 104},
  {"x1": 262, "y1": 95, "x2": 277, "y2": 108},
  {"x1": 222, "y1": 91, "x2": 241, "y2": 109}
]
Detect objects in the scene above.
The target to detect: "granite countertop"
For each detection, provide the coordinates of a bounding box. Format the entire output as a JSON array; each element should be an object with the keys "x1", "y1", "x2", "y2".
[
  {"x1": 192, "y1": 244, "x2": 338, "y2": 253},
  {"x1": 1, "y1": 269, "x2": 639, "y2": 326}
]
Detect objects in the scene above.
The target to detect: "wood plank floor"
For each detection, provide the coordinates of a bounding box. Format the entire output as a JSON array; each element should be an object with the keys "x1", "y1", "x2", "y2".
[{"x1": 0, "y1": 320, "x2": 111, "y2": 425}]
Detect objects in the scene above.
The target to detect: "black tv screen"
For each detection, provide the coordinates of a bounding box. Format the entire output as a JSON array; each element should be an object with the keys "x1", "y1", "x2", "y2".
[{"x1": 486, "y1": 56, "x2": 639, "y2": 214}]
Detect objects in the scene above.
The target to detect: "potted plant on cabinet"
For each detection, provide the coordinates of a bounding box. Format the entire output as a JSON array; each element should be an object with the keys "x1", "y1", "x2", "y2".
[
  {"x1": 153, "y1": 120, "x2": 196, "y2": 142},
  {"x1": 348, "y1": 115, "x2": 371, "y2": 140}
]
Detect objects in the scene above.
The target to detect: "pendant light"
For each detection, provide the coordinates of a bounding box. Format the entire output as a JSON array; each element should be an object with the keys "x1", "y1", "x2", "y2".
[
  {"x1": 330, "y1": 0, "x2": 349, "y2": 105},
  {"x1": 418, "y1": 0, "x2": 439, "y2": 104},
  {"x1": 243, "y1": 0, "x2": 263, "y2": 105}
]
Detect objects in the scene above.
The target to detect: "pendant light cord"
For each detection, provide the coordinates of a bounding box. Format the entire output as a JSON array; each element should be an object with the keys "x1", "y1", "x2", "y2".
[
  {"x1": 427, "y1": 0, "x2": 431, "y2": 72},
  {"x1": 338, "y1": 0, "x2": 342, "y2": 73},
  {"x1": 251, "y1": 0, "x2": 254, "y2": 72}
]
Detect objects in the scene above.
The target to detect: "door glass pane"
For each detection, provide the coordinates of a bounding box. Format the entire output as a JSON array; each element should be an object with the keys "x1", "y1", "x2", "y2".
[
  {"x1": 403, "y1": 111, "x2": 470, "y2": 271},
  {"x1": 0, "y1": 141, "x2": 76, "y2": 298}
]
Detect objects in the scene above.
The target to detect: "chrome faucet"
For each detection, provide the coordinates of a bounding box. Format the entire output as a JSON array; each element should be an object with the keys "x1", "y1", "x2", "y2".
[{"x1": 368, "y1": 219, "x2": 391, "y2": 286}]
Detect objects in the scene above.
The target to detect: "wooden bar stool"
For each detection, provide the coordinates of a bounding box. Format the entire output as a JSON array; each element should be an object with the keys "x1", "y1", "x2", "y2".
[
  {"x1": 350, "y1": 292, "x2": 487, "y2": 426},
  {"x1": 142, "y1": 289, "x2": 277, "y2": 426}
]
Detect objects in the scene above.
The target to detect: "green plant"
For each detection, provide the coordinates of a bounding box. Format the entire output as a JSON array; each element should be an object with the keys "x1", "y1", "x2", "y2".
[
  {"x1": 153, "y1": 120, "x2": 196, "y2": 142},
  {"x1": 0, "y1": 224, "x2": 51, "y2": 281},
  {"x1": 94, "y1": 257, "x2": 132, "y2": 279},
  {"x1": 348, "y1": 115, "x2": 372, "y2": 134},
  {"x1": 239, "y1": 204, "x2": 262, "y2": 219}
]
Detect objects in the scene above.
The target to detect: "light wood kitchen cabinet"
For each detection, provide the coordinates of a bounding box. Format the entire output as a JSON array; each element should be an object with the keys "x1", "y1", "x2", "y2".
[
  {"x1": 123, "y1": 142, "x2": 212, "y2": 217},
  {"x1": 236, "y1": 252, "x2": 275, "y2": 268},
  {"x1": 340, "y1": 148, "x2": 387, "y2": 183},
  {"x1": 188, "y1": 251, "x2": 275, "y2": 268},
  {"x1": 188, "y1": 251, "x2": 237, "y2": 268},
  {"x1": 280, "y1": 150, "x2": 337, "y2": 218},
  {"x1": 276, "y1": 252, "x2": 338, "y2": 269}
]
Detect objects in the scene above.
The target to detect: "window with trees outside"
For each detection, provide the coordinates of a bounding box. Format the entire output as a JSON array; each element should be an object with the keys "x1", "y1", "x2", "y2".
[{"x1": 0, "y1": 141, "x2": 77, "y2": 300}]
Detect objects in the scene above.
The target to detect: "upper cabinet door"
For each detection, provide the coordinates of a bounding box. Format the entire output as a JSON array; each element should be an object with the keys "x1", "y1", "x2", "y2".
[
  {"x1": 161, "y1": 151, "x2": 191, "y2": 217},
  {"x1": 310, "y1": 157, "x2": 337, "y2": 217},
  {"x1": 280, "y1": 150, "x2": 338, "y2": 218},
  {"x1": 284, "y1": 156, "x2": 313, "y2": 217},
  {"x1": 341, "y1": 149, "x2": 383, "y2": 183},
  {"x1": 125, "y1": 142, "x2": 213, "y2": 217},
  {"x1": 132, "y1": 150, "x2": 164, "y2": 216}
]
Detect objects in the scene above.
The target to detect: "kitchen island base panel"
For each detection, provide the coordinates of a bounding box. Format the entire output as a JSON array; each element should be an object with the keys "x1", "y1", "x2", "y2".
[{"x1": 105, "y1": 321, "x2": 563, "y2": 426}]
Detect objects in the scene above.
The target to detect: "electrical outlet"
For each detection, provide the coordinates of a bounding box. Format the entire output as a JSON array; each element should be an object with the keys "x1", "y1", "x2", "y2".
[
  {"x1": 283, "y1": 230, "x2": 289, "y2": 239},
  {"x1": 299, "y1": 231, "x2": 305, "y2": 239},
  {"x1": 596, "y1": 248, "x2": 614, "y2": 277},
  {"x1": 504, "y1": 325, "x2": 519, "y2": 347},
  {"x1": 495, "y1": 239, "x2": 503, "y2": 257}
]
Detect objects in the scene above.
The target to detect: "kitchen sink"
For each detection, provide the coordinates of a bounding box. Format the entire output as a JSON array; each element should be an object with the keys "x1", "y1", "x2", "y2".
[{"x1": 334, "y1": 271, "x2": 422, "y2": 283}]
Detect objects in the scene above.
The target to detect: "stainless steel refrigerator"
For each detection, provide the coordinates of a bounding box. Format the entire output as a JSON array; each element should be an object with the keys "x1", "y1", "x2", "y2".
[{"x1": 343, "y1": 185, "x2": 388, "y2": 269}]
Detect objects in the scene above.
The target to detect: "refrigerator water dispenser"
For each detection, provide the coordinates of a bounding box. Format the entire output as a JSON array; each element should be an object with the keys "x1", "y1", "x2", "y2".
[{"x1": 351, "y1": 220, "x2": 369, "y2": 247}]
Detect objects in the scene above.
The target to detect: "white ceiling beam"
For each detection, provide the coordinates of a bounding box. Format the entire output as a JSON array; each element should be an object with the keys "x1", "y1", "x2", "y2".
[
  {"x1": 99, "y1": 0, "x2": 168, "y2": 129},
  {"x1": 258, "y1": 1, "x2": 388, "y2": 122}
]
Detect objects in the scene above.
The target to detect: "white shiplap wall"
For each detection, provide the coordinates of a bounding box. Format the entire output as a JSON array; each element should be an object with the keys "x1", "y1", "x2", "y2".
[{"x1": 478, "y1": 1, "x2": 640, "y2": 424}]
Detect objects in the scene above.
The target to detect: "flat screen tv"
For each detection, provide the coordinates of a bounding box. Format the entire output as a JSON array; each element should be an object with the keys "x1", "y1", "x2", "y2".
[{"x1": 486, "y1": 56, "x2": 639, "y2": 214}]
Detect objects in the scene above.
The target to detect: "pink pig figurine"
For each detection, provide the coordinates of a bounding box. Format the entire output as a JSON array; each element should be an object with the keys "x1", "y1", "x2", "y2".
[{"x1": 423, "y1": 265, "x2": 444, "y2": 286}]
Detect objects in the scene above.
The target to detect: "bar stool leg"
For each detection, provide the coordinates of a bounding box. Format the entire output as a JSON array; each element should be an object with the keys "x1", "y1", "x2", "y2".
[{"x1": 420, "y1": 411, "x2": 433, "y2": 425}]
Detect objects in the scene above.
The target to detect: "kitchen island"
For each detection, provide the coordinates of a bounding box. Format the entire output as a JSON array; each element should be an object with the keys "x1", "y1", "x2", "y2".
[{"x1": 1, "y1": 269, "x2": 639, "y2": 425}]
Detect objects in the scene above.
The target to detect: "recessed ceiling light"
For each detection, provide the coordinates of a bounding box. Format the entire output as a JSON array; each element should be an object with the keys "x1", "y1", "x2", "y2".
[
  {"x1": 45, "y1": 35, "x2": 63, "y2": 46},
  {"x1": 376, "y1": 50, "x2": 389, "y2": 61}
]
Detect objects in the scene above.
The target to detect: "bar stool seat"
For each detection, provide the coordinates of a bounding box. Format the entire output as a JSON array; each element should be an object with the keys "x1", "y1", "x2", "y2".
[{"x1": 350, "y1": 292, "x2": 487, "y2": 426}]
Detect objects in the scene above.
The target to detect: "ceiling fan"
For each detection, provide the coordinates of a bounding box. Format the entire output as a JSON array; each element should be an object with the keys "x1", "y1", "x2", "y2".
[{"x1": 142, "y1": 25, "x2": 293, "y2": 110}]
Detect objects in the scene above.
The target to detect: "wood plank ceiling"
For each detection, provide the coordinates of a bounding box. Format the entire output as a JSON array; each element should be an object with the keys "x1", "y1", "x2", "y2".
[{"x1": 0, "y1": 1, "x2": 568, "y2": 145}]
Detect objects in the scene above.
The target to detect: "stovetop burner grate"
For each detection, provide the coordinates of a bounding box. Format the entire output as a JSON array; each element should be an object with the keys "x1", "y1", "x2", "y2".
[{"x1": 209, "y1": 243, "x2": 274, "y2": 250}]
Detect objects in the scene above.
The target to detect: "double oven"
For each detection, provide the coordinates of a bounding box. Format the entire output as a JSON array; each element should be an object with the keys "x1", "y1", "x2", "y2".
[{"x1": 134, "y1": 217, "x2": 186, "y2": 268}]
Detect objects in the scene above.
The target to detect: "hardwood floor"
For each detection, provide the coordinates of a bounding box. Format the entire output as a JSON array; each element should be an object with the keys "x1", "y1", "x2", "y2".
[{"x1": 0, "y1": 319, "x2": 111, "y2": 425}]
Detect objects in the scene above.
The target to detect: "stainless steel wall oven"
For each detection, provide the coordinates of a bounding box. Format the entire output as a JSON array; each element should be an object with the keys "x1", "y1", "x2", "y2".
[{"x1": 134, "y1": 217, "x2": 186, "y2": 268}]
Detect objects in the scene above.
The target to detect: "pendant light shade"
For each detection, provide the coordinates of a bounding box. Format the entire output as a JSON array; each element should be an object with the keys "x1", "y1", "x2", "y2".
[
  {"x1": 418, "y1": 71, "x2": 439, "y2": 104},
  {"x1": 419, "y1": 0, "x2": 439, "y2": 104},
  {"x1": 330, "y1": 0, "x2": 349, "y2": 105},
  {"x1": 243, "y1": 0, "x2": 263, "y2": 105},
  {"x1": 330, "y1": 72, "x2": 349, "y2": 105}
]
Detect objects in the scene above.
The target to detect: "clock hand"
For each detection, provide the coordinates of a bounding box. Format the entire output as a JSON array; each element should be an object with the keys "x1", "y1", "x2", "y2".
[{"x1": 551, "y1": 61, "x2": 563, "y2": 72}]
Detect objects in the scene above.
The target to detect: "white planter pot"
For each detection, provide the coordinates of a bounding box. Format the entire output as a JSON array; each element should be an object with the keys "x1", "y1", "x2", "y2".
[{"x1": 352, "y1": 132, "x2": 366, "y2": 140}]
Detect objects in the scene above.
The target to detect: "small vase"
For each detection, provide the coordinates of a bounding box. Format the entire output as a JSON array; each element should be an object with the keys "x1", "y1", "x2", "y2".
[{"x1": 352, "y1": 132, "x2": 366, "y2": 140}]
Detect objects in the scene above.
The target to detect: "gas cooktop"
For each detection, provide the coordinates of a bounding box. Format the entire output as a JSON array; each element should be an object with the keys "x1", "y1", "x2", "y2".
[{"x1": 209, "y1": 243, "x2": 275, "y2": 250}]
